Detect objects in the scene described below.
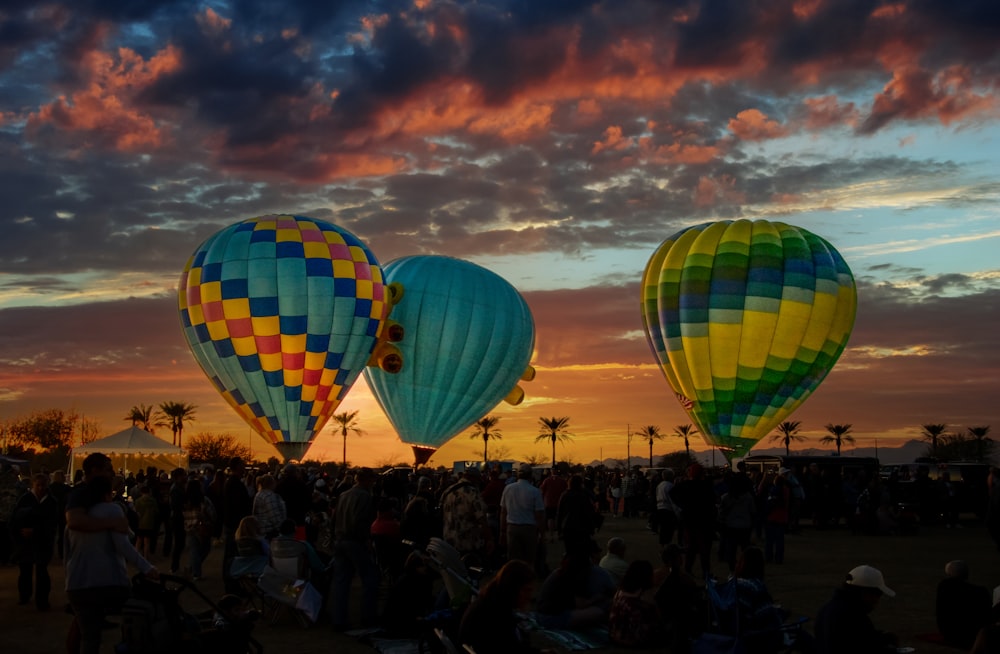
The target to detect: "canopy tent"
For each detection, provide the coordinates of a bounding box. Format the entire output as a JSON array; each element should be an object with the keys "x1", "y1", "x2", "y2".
[{"x1": 71, "y1": 426, "x2": 188, "y2": 478}]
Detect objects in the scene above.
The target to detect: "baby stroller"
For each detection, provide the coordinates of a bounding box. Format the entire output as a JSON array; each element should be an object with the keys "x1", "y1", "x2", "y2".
[
  {"x1": 693, "y1": 576, "x2": 808, "y2": 654},
  {"x1": 117, "y1": 574, "x2": 263, "y2": 654}
]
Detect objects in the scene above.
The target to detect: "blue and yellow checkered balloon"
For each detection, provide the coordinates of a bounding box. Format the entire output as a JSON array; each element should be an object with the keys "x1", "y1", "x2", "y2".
[
  {"x1": 178, "y1": 215, "x2": 390, "y2": 446},
  {"x1": 641, "y1": 220, "x2": 857, "y2": 459}
]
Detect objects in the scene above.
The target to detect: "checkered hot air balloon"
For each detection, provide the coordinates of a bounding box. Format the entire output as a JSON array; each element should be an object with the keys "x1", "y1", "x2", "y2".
[
  {"x1": 363, "y1": 255, "x2": 535, "y2": 465},
  {"x1": 641, "y1": 220, "x2": 857, "y2": 460},
  {"x1": 178, "y1": 214, "x2": 392, "y2": 461}
]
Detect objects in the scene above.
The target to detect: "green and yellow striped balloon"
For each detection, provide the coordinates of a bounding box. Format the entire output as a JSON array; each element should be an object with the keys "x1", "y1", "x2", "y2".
[{"x1": 641, "y1": 220, "x2": 857, "y2": 459}]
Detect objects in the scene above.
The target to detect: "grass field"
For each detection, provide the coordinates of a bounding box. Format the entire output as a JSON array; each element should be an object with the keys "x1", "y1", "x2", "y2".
[{"x1": 2, "y1": 514, "x2": 996, "y2": 653}]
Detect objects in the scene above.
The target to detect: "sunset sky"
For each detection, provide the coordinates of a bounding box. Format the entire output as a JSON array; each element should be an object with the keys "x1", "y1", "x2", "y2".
[{"x1": 0, "y1": 0, "x2": 997, "y2": 467}]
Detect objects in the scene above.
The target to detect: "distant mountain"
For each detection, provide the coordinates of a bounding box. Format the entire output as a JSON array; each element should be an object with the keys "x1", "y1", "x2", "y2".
[{"x1": 587, "y1": 439, "x2": 983, "y2": 469}]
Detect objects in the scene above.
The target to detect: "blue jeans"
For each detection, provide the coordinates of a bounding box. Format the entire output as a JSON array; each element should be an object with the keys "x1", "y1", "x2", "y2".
[
  {"x1": 764, "y1": 522, "x2": 785, "y2": 564},
  {"x1": 331, "y1": 539, "x2": 379, "y2": 627},
  {"x1": 187, "y1": 530, "x2": 211, "y2": 578}
]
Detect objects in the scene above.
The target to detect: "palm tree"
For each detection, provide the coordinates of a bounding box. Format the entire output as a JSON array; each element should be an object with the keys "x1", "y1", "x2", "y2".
[
  {"x1": 331, "y1": 410, "x2": 364, "y2": 467},
  {"x1": 673, "y1": 424, "x2": 697, "y2": 460},
  {"x1": 636, "y1": 425, "x2": 664, "y2": 467},
  {"x1": 470, "y1": 415, "x2": 503, "y2": 465},
  {"x1": 157, "y1": 401, "x2": 197, "y2": 448},
  {"x1": 536, "y1": 417, "x2": 573, "y2": 468},
  {"x1": 921, "y1": 423, "x2": 947, "y2": 456},
  {"x1": 821, "y1": 423, "x2": 854, "y2": 456},
  {"x1": 967, "y1": 425, "x2": 992, "y2": 462},
  {"x1": 124, "y1": 404, "x2": 156, "y2": 432},
  {"x1": 770, "y1": 421, "x2": 806, "y2": 456}
]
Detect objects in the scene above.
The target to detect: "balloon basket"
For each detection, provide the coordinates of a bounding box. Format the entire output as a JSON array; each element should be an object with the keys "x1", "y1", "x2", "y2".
[
  {"x1": 274, "y1": 441, "x2": 311, "y2": 463},
  {"x1": 411, "y1": 445, "x2": 436, "y2": 467}
]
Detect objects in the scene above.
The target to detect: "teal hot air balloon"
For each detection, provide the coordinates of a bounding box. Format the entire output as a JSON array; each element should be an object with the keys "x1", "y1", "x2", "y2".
[
  {"x1": 178, "y1": 214, "x2": 394, "y2": 462},
  {"x1": 641, "y1": 220, "x2": 857, "y2": 460},
  {"x1": 363, "y1": 255, "x2": 536, "y2": 464}
]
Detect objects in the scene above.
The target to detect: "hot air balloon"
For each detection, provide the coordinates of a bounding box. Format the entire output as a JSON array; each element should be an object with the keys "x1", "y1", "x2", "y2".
[
  {"x1": 178, "y1": 214, "x2": 398, "y2": 462},
  {"x1": 363, "y1": 255, "x2": 535, "y2": 465},
  {"x1": 641, "y1": 219, "x2": 857, "y2": 460}
]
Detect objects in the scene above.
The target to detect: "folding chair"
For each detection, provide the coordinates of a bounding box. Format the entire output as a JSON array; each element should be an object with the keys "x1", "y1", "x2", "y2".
[
  {"x1": 257, "y1": 541, "x2": 320, "y2": 627},
  {"x1": 694, "y1": 576, "x2": 807, "y2": 654}
]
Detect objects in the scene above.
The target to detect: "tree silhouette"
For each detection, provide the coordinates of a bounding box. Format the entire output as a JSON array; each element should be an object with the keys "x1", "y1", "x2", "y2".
[
  {"x1": 470, "y1": 415, "x2": 502, "y2": 464},
  {"x1": 967, "y1": 425, "x2": 992, "y2": 462},
  {"x1": 124, "y1": 404, "x2": 156, "y2": 432},
  {"x1": 921, "y1": 423, "x2": 947, "y2": 457},
  {"x1": 536, "y1": 417, "x2": 573, "y2": 468},
  {"x1": 821, "y1": 423, "x2": 854, "y2": 455},
  {"x1": 673, "y1": 424, "x2": 697, "y2": 460},
  {"x1": 331, "y1": 410, "x2": 364, "y2": 467},
  {"x1": 157, "y1": 401, "x2": 197, "y2": 448},
  {"x1": 770, "y1": 421, "x2": 806, "y2": 456},
  {"x1": 636, "y1": 425, "x2": 664, "y2": 467}
]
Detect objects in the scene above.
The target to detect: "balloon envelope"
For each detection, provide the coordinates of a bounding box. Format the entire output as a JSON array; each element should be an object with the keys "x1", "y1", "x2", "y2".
[
  {"x1": 178, "y1": 214, "x2": 390, "y2": 446},
  {"x1": 363, "y1": 255, "x2": 535, "y2": 453},
  {"x1": 641, "y1": 220, "x2": 857, "y2": 458}
]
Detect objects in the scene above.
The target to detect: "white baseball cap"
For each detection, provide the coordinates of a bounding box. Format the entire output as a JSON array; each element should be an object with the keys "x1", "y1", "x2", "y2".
[{"x1": 846, "y1": 565, "x2": 895, "y2": 597}]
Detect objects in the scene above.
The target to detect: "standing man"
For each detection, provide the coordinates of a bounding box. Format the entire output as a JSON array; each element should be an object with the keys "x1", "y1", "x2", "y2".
[
  {"x1": 331, "y1": 468, "x2": 379, "y2": 630},
  {"x1": 440, "y1": 467, "x2": 493, "y2": 558},
  {"x1": 12, "y1": 472, "x2": 58, "y2": 610},
  {"x1": 221, "y1": 457, "x2": 252, "y2": 594},
  {"x1": 654, "y1": 468, "x2": 679, "y2": 545},
  {"x1": 166, "y1": 468, "x2": 188, "y2": 574},
  {"x1": 499, "y1": 464, "x2": 544, "y2": 568},
  {"x1": 48, "y1": 470, "x2": 71, "y2": 559},
  {"x1": 539, "y1": 467, "x2": 568, "y2": 542}
]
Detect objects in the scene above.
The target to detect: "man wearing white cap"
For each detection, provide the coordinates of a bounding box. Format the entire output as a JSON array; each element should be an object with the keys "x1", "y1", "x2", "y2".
[{"x1": 814, "y1": 564, "x2": 899, "y2": 653}]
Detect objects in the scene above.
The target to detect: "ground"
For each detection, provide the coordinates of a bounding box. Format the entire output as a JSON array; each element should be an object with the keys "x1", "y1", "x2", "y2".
[{"x1": 2, "y1": 515, "x2": 997, "y2": 653}]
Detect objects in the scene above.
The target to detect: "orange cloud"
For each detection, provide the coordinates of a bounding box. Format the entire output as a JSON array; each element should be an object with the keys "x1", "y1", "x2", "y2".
[
  {"x1": 26, "y1": 45, "x2": 181, "y2": 151},
  {"x1": 196, "y1": 7, "x2": 231, "y2": 36},
  {"x1": 592, "y1": 125, "x2": 634, "y2": 155},
  {"x1": 866, "y1": 65, "x2": 998, "y2": 131},
  {"x1": 694, "y1": 175, "x2": 745, "y2": 207},
  {"x1": 728, "y1": 108, "x2": 788, "y2": 141},
  {"x1": 802, "y1": 95, "x2": 860, "y2": 130}
]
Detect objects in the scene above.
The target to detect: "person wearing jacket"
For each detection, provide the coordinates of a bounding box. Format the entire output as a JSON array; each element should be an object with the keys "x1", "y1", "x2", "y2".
[{"x1": 814, "y1": 565, "x2": 899, "y2": 654}]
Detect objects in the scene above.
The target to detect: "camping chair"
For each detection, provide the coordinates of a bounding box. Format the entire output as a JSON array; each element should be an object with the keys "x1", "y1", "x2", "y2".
[
  {"x1": 694, "y1": 576, "x2": 807, "y2": 654},
  {"x1": 257, "y1": 540, "x2": 320, "y2": 627},
  {"x1": 228, "y1": 554, "x2": 269, "y2": 611},
  {"x1": 425, "y1": 538, "x2": 478, "y2": 608}
]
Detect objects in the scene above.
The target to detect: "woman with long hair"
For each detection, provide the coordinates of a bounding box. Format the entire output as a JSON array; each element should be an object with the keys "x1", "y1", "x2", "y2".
[{"x1": 459, "y1": 559, "x2": 539, "y2": 654}]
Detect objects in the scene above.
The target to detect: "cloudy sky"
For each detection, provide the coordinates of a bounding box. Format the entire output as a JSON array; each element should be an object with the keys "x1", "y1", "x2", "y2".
[{"x1": 0, "y1": 0, "x2": 997, "y2": 467}]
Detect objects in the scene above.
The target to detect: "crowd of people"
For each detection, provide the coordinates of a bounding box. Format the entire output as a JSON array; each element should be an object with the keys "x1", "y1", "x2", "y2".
[{"x1": 0, "y1": 455, "x2": 998, "y2": 654}]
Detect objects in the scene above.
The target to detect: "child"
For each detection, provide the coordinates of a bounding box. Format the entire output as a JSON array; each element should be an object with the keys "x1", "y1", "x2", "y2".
[{"x1": 133, "y1": 484, "x2": 160, "y2": 560}]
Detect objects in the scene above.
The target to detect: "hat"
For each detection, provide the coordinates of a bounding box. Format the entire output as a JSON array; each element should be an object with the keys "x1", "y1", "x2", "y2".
[
  {"x1": 519, "y1": 463, "x2": 533, "y2": 473},
  {"x1": 846, "y1": 565, "x2": 895, "y2": 597},
  {"x1": 314, "y1": 478, "x2": 326, "y2": 488},
  {"x1": 778, "y1": 467, "x2": 791, "y2": 476}
]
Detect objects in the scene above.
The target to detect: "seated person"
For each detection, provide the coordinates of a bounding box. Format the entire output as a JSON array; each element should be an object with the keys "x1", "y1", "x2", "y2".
[
  {"x1": 971, "y1": 590, "x2": 1000, "y2": 654},
  {"x1": 235, "y1": 516, "x2": 270, "y2": 558},
  {"x1": 609, "y1": 560, "x2": 662, "y2": 647},
  {"x1": 460, "y1": 559, "x2": 541, "y2": 654},
  {"x1": 654, "y1": 544, "x2": 704, "y2": 652},
  {"x1": 271, "y1": 518, "x2": 326, "y2": 578},
  {"x1": 733, "y1": 547, "x2": 785, "y2": 653},
  {"x1": 381, "y1": 551, "x2": 435, "y2": 636},
  {"x1": 814, "y1": 565, "x2": 898, "y2": 654},
  {"x1": 536, "y1": 539, "x2": 615, "y2": 630},
  {"x1": 598, "y1": 537, "x2": 628, "y2": 586},
  {"x1": 936, "y1": 560, "x2": 991, "y2": 649}
]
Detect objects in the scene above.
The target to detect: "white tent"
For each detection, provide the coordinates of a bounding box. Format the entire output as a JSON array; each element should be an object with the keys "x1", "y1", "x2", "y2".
[{"x1": 71, "y1": 426, "x2": 189, "y2": 477}]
